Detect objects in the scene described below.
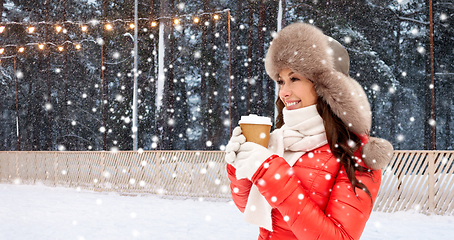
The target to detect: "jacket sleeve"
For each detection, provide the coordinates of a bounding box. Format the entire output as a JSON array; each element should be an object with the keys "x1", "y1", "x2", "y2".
[
  {"x1": 226, "y1": 163, "x2": 253, "y2": 213},
  {"x1": 251, "y1": 155, "x2": 381, "y2": 240}
]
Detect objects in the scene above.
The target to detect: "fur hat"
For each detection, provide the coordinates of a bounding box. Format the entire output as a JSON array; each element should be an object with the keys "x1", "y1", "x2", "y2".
[{"x1": 265, "y1": 22, "x2": 393, "y2": 170}]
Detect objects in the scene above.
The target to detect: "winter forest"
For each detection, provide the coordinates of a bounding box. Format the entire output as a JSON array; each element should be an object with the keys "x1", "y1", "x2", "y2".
[{"x1": 0, "y1": 0, "x2": 452, "y2": 152}]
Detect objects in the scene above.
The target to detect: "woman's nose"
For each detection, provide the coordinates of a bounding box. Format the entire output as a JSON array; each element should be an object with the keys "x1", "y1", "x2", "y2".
[{"x1": 279, "y1": 84, "x2": 291, "y2": 98}]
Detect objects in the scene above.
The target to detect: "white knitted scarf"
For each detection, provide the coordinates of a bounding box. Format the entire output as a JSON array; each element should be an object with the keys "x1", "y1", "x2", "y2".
[{"x1": 243, "y1": 104, "x2": 328, "y2": 231}]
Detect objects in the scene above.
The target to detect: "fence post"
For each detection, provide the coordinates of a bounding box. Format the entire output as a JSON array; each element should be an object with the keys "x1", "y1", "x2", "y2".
[
  {"x1": 100, "y1": 152, "x2": 105, "y2": 192},
  {"x1": 428, "y1": 152, "x2": 435, "y2": 215},
  {"x1": 15, "y1": 152, "x2": 19, "y2": 181},
  {"x1": 54, "y1": 152, "x2": 58, "y2": 187}
]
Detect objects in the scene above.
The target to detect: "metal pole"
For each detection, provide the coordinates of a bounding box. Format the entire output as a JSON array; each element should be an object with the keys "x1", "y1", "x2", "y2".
[
  {"x1": 228, "y1": 10, "x2": 232, "y2": 137},
  {"x1": 275, "y1": 0, "x2": 283, "y2": 120},
  {"x1": 101, "y1": 41, "x2": 106, "y2": 150},
  {"x1": 429, "y1": 0, "x2": 435, "y2": 150},
  {"x1": 132, "y1": 0, "x2": 139, "y2": 151},
  {"x1": 14, "y1": 56, "x2": 20, "y2": 151}
]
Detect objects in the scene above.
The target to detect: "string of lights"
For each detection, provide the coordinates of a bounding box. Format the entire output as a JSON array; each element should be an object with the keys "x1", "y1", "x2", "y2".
[
  {"x1": 0, "y1": 9, "x2": 230, "y2": 58},
  {"x1": 0, "y1": 9, "x2": 229, "y2": 32}
]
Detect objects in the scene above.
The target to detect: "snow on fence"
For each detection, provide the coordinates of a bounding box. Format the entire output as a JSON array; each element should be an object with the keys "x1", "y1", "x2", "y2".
[{"x1": 0, "y1": 150, "x2": 453, "y2": 215}]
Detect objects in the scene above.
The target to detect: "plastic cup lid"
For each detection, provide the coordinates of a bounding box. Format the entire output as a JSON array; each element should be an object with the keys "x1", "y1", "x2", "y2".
[{"x1": 238, "y1": 114, "x2": 272, "y2": 125}]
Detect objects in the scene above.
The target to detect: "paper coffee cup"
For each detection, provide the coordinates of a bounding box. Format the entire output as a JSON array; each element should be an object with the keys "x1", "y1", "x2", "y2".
[{"x1": 239, "y1": 115, "x2": 272, "y2": 148}]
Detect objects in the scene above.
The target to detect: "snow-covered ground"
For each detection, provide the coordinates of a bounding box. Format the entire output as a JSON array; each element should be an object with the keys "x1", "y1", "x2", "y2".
[{"x1": 1, "y1": 184, "x2": 453, "y2": 240}]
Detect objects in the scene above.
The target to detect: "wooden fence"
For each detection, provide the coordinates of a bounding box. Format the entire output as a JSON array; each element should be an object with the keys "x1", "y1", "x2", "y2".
[{"x1": 1, "y1": 150, "x2": 453, "y2": 215}]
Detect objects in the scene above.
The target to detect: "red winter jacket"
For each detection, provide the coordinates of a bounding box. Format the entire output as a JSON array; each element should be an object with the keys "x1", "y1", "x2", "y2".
[{"x1": 227, "y1": 143, "x2": 381, "y2": 240}]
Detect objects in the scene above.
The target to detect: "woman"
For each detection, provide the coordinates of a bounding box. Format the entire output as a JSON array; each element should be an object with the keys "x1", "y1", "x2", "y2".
[{"x1": 225, "y1": 23, "x2": 393, "y2": 239}]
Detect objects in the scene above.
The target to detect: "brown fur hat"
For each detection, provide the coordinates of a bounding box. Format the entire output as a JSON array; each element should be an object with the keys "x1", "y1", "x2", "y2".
[{"x1": 265, "y1": 22, "x2": 393, "y2": 170}]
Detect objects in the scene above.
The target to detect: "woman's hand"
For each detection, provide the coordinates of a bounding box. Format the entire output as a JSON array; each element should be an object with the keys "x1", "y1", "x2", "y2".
[
  {"x1": 224, "y1": 126, "x2": 246, "y2": 164},
  {"x1": 233, "y1": 142, "x2": 274, "y2": 180}
]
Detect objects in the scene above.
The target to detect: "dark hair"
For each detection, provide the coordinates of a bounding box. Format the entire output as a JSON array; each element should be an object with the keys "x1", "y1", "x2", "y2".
[{"x1": 275, "y1": 97, "x2": 373, "y2": 201}]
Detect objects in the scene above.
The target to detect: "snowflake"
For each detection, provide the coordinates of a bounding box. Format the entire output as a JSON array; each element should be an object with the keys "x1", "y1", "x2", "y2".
[
  {"x1": 96, "y1": 38, "x2": 104, "y2": 45},
  {"x1": 339, "y1": 37, "x2": 352, "y2": 46},
  {"x1": 129, "y1": 178, "x2": 136, "y2": 184},
  {"x1": 371, "y1": 84, "x2": 380, "y2": 92},
  {"x1": 194, "y1": 51, "x2": 201, "y2": 59},
  {"x1": 374, "y1": 221, "x2": 382, "y2": 228},
  {"x1": 417, "y1": 46, "x2": 425, "y2": 54},
  {"x1": 223, "y1": 119, "x2": 230, "y2": 126},
  {"x1": 115, "y1": 94, "x2": 124, "y2": 102},
  {"x1": 389, "y1": 87, "x2": 396, "y2": 94},
  {"x1": 45, "y1": 103, "x2": 53, "y2": 111}
]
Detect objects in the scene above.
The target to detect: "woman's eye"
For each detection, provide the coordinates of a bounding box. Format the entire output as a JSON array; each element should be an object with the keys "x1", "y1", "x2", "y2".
[
  {"x1": 277, "y1": 80, "x2": 284, "y2": 85},
  {"x1": 291, "y1": 77, "x2": 299, "y2": 82}
]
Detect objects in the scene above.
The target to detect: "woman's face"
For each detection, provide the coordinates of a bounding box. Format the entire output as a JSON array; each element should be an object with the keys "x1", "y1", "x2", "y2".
[{"x1": 278, "y1": 68, "x2": 318, "y2": 110}]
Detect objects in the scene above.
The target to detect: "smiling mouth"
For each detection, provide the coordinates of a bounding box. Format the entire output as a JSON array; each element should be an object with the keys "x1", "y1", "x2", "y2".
[{"x1": 286, "y1": 101, "x2": 300, "y2": 107}]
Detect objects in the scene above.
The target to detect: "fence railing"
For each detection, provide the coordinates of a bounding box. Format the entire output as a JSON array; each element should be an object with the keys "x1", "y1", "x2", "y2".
[
  {"x1": 1, "y1": 150, "x2": 453, "y2": 215},
  {"x1": 374, "y1": 150, "x2": 454, "y2": 215}
]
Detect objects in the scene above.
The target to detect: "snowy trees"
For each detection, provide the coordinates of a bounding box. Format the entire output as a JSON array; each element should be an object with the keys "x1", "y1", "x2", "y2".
[{"x1": 0, "y1": 0, "x2": 452, "y2": 151}]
